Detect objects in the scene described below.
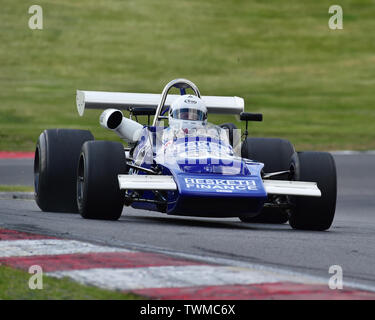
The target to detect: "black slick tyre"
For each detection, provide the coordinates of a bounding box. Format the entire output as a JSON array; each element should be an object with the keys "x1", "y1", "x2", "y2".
[
  {"x1": 289, "y1": 152, "x2": 337, "y2": 231},
  {"x1": 77, "y1": 140, "x2": 127, "y2": 220},
  {"x1": 34, "y1": 129, "x2": 94, "y2": 213}
]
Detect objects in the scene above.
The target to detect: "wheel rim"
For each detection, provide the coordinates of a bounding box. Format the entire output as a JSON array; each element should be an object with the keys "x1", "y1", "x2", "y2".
[
  {"x1": 33, "y1": 146, "x2": 40, "y2": 196},
  {"x1": 77, "y1": 154, "x2": 85, "y2": 207}
]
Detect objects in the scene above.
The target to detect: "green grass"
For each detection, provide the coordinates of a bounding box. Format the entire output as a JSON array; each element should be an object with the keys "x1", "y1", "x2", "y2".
[
  {"x1": 1, "y1": 0, "x2": 375, "y2": 151},
  {"x1": 0, "y1": 265, "x2": 142, "y2": 299},
  {"x1": 0, "y1": 185, "x2": 33, "y2": 192}
]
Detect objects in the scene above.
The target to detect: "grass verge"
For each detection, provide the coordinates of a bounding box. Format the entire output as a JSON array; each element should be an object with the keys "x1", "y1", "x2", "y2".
[
  {"x1": 1, "y1": 1, "x2": 375, "y2": 151},
  {"x1": 0, "y1": 185, "x2": 34, "y2": 192},
  {"x1": 0, "y1": 265, "x2": 142, "y2": 300}
]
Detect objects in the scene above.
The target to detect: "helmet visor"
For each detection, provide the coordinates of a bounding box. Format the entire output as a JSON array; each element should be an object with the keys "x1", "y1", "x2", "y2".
[{"x1": 171, "y1": 108, "x2": 207, "y2": 121}]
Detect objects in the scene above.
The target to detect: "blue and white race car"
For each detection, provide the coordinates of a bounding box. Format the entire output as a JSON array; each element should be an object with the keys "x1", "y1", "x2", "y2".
[{"x1": 34, "y1": 79, "x2": 337, "y2": 230}]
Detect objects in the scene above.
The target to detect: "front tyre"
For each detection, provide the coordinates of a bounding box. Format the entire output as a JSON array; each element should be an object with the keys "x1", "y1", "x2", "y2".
[
  {"x1": 289, "y1": 152, "x2": 337, "y2": 231},
  {"x1": 77, "y1": 141, "x2": 127, "y2": 220}
]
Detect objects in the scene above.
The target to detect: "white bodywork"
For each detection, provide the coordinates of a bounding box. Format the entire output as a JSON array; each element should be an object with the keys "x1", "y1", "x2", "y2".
[
  {"x1": 118, "y1": 174, "x2": 321, "y2": 197},
  {"x1": 263, "y1": 180, "x2": 321, "y2": 197},
  {"x1": 99, "y1": 108, "x2": 143, "y2": 143},
  {"x1": 76, "y1": 90, "x2": 244, "y2": 116},
  {"x1": 118, "y1": 175, "x2": 177, "y2": 190}
]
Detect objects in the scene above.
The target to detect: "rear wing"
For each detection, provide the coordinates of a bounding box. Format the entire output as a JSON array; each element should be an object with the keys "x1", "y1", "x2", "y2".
[{"x1": 76, "y1": 90, "x2": 244, "y2": 116}]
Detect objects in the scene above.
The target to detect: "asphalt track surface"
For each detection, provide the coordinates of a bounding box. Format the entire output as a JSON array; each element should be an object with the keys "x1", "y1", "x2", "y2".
[
  {"x1": 0, "y1": 154, "x2": 374, "y2": 289},
  {"x1": 0, "y1": 158, "x2": 33, "y2": 186}
]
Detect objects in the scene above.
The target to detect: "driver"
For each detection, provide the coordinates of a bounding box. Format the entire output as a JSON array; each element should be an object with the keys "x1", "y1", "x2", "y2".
[
  {"x1": 160, "y1": 94, "x2": 229, "y2": 146},
  {"x1": 168, "y1": 94, "x2": 208, "y2": 133}
]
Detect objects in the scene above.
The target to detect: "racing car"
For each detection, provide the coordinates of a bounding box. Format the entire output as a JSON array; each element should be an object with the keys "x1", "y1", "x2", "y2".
[{"x1": 34, "y1": 79, "x2": 337, "y2": 231}]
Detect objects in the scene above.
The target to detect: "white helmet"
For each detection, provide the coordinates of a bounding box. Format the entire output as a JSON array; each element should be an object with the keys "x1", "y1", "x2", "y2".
[{"x1": 168, "y1": 95, "x2": 207, "y2": 130}]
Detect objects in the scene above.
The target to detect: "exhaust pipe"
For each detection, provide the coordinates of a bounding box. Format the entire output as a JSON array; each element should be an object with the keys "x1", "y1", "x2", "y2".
[{"x1": 99, "y1": 109, "x2": 143, "y2": 143}]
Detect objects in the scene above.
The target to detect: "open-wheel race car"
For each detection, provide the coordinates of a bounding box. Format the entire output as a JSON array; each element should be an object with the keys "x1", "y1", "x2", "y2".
[{"x1": 34, "y1": 79, "x2": 337, "y2": 230}]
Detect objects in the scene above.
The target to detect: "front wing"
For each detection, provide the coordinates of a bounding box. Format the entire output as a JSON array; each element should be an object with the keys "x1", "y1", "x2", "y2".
[{"x1": 118, "y1": 175, "x2": 321, "y2": 197}]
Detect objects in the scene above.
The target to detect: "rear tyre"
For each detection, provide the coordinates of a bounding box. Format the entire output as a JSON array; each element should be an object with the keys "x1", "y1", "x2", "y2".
[
  {"x1": 77, "y1": 141, "x2": 127, "y2": 220},
  {"x1": 289, "y1": 152, "x2": 337, "y2": 231},
  {"x1": 240, "y1": 137, "x2": 295, "y2": 224},
  {"x1": 241, "y1": 137, "x2": 295, "y2": 173},
  {"x1": 34, "y1": 129, "x2": 94, "y2": 213}
]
